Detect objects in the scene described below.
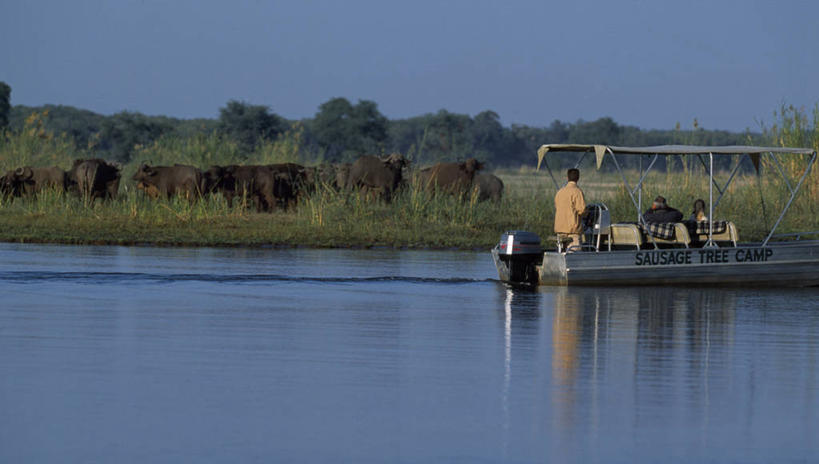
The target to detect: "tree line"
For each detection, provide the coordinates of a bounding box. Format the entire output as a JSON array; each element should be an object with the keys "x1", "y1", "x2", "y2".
[{"x1": 1, "y1": 81, "x2": 761, "y2": 170}]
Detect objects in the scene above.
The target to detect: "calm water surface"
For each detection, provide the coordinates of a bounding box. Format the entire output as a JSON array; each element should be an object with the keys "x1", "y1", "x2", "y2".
[{"x1": 0, "y1": 243, "x2": 817, "y2": 463}]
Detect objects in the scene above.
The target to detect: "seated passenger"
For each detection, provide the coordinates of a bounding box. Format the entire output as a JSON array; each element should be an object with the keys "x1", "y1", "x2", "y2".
[
  {"x1": 689, "y1": 198, "x2": 708, "y2": 222},
  {"x1": 643, "y1": 195, "x2": 683, "y2": 223}
]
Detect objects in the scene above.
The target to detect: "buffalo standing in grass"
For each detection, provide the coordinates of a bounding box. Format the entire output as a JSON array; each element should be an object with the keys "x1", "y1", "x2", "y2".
[
  {"x1": 0, "y1": 166, "x2": 67, "y2": 199},
  {"x1": 132, "y1": 164, "x2": 203, "y2": 201},
  {"x1": 420, "y1": 158, "x2": 484, "y2": 199},
  {"x1": 267, "y1": 163, "x2": 306, "y2": 205},
  {"x1": 335, "y1": 163, "x2": 352, "y2": 191},
  {"x1": 348, "y1": 154, "x2": 408, "y2": 202},
  {"x1": 204, "y1": 165, "x2": 292, "y2": 212},
  {"x1": 474, "y1": 173, "x2": 504, "y2": 202},
  {"x1": 68, "y1": 159, "x2": 121, "y2": 201}
]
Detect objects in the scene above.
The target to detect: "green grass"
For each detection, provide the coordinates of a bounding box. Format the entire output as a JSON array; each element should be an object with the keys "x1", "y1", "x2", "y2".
[
  {"x1": 1, "y1": 106, "x2": 817, "y2": 249},
  {"x1": 0, "y1": 168, "x2": 815, "y2": 249}
]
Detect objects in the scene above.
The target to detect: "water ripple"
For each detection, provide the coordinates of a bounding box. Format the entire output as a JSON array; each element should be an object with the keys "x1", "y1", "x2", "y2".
[{"x1": 0, "y1": 271, "x2": 495, "y2": 285}]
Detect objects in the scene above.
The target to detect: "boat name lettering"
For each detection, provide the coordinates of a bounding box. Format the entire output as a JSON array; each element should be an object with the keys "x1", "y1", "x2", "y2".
[
  {"x1": 634, "y1": 250, "x2": 692, "y2": 266},
  {"x1": 634, "y1": 248, "x2": 774, "y2": 266}
]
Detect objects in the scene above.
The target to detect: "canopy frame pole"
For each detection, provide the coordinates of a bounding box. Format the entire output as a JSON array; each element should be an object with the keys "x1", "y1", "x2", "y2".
[
  {"x1": 608, "y1": 148, "x2": 658, "y2": 249},
  {"x1": 762, "y1": 150, "x2": 817, "y2": 246},
  {"x1": 573, "y1": 152, "x2": 588, "y2": 169},
  {"x1": 631, "y1": 154, "x2": 659, "y2": 197},
  {"x1": 638, "y1": 156, "x2": 643, "y2": 222},
  {"x1": 697, "y1": 154, "x2": 725, "y2": 197},
  {"x1": 713, "y1": 155, "x2": 744, "y2": 210},
  {"x1": 706, "y1": 152, "x2": 716, "y2": 247},
  {"x1": 770, "y1": 153, "x2": 796, "y2": 195},
  {"x1": 541, "y1": 156, "x2": 560, "y2": 190}
]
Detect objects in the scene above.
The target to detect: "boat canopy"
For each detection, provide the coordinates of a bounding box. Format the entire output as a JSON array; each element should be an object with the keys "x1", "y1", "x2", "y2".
[
  {"x1": 535, "y1": 143, "x2": 817, "y2": 247},
  {"x1": 537, "y1": 144, "x2": 816, "y2": 171},
  {"x1": 537, "y1": 144, "x2": 815, "y2": 156}
]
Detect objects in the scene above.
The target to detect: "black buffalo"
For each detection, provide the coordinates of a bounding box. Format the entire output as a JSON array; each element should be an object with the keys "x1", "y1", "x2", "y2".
[
  {"x1": 1, "y1": 166, "x2": 67, "y2": 199},
  {"x1": 132, "y1": 164, "x2": 203, "y2": 200},
  {"x1": 348, "y1": 154, "x2": 408, "y2": 202},
  {"x1": 68, "y1": 159, "x2": 121, "y2": 201}
]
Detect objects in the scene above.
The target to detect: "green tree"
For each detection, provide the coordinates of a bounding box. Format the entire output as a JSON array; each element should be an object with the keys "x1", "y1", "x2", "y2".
[
  {"x1": 0, "y1": 81, "x2": 10, "y2": 130},
  {"x1": 415, "y1": 110, "x2": 473, "y2": 164},
  {"x1": 311, "y1": 97, "x2": 388, "y2": 161},
  {"x1": 99, "y1": 111, "x2": 173, "y2": 162},
  {"x1": 218, "y1": 100, "x2": 286, "y2": 154}
]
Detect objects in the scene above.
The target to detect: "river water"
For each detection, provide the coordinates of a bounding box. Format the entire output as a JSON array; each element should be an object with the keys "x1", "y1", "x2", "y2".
[{"x1": 0, "y1": 243, "x2": 817, "y2": 463}]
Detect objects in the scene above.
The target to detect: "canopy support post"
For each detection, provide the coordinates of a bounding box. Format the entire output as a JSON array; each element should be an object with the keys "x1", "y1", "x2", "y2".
[
  {"x1": 713, "y1": 155, "x2": 744, "y2": 209},
  {"x1": 608, "y1": 148, "x2": 658, "y2": 249},
  {"x1": 542, "y1": 157, "x2": 560, "y2": 190},
  {"x1": 706, "y1": 152, "x2": 716, "y2": 247},
  {"x1": 762, "y1": 151, "x2": 817, "y2": 246},
  {"x1": 573, "y1": 152, "x2": 588, "y2": 170},
  {"x1": 638, "y1": 156, "x2": 643, "y2": 222},
  {"x1": 770, "y1": 153, "x2": 796, "y2": 194},
  {"x1": 697, "y1": 154, "x2": 725, "y2": 197},
  {"x1": 631, "y1": 154, "x2": 659, "y2": 197}
]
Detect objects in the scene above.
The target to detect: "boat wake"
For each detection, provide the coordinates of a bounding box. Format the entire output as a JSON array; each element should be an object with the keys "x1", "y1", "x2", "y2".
[{"x1": 0, "y1": 271, "x2": 495, "y2": 285}]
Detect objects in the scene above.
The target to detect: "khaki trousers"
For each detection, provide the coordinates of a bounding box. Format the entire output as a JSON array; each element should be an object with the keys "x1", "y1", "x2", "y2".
[{"x1": 557, "y1": 233, "x2": 582, "y2": 252}]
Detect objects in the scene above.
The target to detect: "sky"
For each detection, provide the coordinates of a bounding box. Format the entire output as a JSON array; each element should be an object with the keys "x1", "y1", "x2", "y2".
[{"x1": 2, "y1": 0, "x2": 817, "y2": 132}]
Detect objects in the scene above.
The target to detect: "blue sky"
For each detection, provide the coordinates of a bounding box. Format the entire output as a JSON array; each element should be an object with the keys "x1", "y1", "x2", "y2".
[{"x1": 2, "y1": 0, "x2": 817, "y2": 131}]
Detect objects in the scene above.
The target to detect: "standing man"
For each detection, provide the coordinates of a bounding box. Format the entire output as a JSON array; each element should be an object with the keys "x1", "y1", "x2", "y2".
[{"x1": 554, "y1": 168, "x2": 586, "y2": 252}]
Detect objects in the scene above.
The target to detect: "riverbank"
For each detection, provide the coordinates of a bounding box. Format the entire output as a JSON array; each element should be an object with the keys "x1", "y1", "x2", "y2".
[
  {"x1": 0, "y1": 186, "x2": 555, "y2": 249},
  {"x1": 1, "y1": 171, "x2": 816, "y2": 249},
  {"x1": 0, "y1": 211, "x2": 511, "y2": 249}
]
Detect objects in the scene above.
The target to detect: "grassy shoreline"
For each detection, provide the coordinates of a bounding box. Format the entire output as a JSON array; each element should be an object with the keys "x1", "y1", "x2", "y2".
[
  {"x1": 0, "y1": 213, "x2": 504, "y2": 250},
  {"x1": 1, "y1": 169, "x2": 816, "y2": 251},
  {"x1": 2, "y1": 105, "x2": 817, "y2": 250}
]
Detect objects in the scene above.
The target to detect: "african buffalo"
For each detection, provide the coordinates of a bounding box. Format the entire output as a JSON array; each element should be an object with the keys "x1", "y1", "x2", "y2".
[
  {"x1": 235, "y1": 165, "x2": 294, "y2": 212},
  {"x1": 335, "y1": 163, "x2": 352, "y2": 190},
  {"x1": 348, "y1": 154, "x2": 408, "y2": 202},
  {"x1": 0, "y1": 171, "x2": 14, "y2": 199},
  {"x1": 0, "y1": 166, "x2": 67, "y2": 198},
  {"x1": 302, "y1": 163, "x2": 340, "y2": 191},
  {"x1": 420, "y1": 158, "x2": 484, "y2": 198},
  {"x1": 132, "y1": 164, "x2": 203, "y2": 201},
  {"x1": 69, "y1": 159, "x2": 121, "y2": 201},
  {"x1": 267, "y1": 163, "x2": 307, "y2": 206},
  {"x1": 474, "y1": 173, "x2": 504, "y2": 202},
  {"x1": 206, "y1": 165, "x2": 282, "y2": 212}
]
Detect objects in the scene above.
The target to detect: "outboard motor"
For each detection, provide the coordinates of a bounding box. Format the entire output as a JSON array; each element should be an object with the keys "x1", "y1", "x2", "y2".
[{"x1": 496, "y1": 230, "x2": 542, "y2": 285}]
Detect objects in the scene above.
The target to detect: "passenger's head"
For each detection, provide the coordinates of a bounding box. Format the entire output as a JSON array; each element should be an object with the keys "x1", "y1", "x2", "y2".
[
  {"x1": 693, "y1": 198, "x2": 706, "y2": 213},
  {"x1": 652, "y1": 195, "x2": 667, "y2": 209},
  {"x1": 567, "y1": 168, "x2": 580, "y2": 182}
]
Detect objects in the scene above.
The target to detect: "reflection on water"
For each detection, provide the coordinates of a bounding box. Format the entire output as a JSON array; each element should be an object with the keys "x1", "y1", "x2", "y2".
[
  {"x1": 1, "y1": 243, "x2": 817, "y2": 463},
  {"x1": 501, "y1": 284, "x2": 818, "y2": 463}
]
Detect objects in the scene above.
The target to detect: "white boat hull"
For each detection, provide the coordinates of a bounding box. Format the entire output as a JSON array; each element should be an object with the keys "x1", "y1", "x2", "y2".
[{"x1": 492, "y1": 241, "x2": 819, "y2": 287}]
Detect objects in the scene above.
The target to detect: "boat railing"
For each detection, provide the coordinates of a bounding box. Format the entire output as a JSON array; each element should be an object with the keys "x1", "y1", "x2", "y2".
[{"x1": 770, "y1": 231, "x2": 819, "y2": 241}]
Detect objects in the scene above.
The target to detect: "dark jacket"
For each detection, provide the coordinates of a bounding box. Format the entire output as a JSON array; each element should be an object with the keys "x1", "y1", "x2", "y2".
[{"x1": 643, "y1": 206, "x2": 683, "y2": 223}]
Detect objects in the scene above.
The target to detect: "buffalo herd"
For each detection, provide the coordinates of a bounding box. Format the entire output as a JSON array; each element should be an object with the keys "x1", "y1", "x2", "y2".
[{"x1": 1, "y1": 154, "x2": 504, "y2": 211}]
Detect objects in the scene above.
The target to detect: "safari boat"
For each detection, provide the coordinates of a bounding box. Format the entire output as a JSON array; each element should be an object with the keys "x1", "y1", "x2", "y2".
[{"x1": 491, "y1": 144, "x2": 819, "y2": 287}]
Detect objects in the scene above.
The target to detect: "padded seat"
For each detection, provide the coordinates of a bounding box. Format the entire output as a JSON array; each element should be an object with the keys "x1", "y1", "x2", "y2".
[
  {"x1": 608, "y1": 223, "x2": 643, "y2": 249},
  {"x1": 644, "y1": 223, "x2": 691, "y2": 248},
  {"x1": 696, "y1": 221, "x2": 738, "y2": 246}
]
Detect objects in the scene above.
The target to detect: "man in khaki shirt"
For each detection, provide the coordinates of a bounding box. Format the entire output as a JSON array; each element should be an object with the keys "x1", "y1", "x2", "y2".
[{"x1": 554, "y1": 168, "x2": 586, "y2": 251}]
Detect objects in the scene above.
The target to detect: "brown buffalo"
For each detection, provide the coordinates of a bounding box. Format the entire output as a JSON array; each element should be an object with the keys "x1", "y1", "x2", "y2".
[
  {"x1": 348, "y1": 154, "x2": 408, "y2": 202},
  {"x1": 302, "y1": 163, "x2": 340, "y2": 192},
  {"x1": 421, "y1": 158, "x2": 484, "y2": 198},
  {"x1": 335, "y1": 163, "x2": 352, "y2": 190},
  {"x1": 132, "y1": 164, "x2": 203, "y2": 201},
  {"x1": 0, "y1": 166, "x2": 66, "y2": 198},
  {"x1": 207, "y1": 165, "x2": 282, "y2": 212},
  {"x1": 474, "y1": 173, "x2": 504, "y2": 202},
  {"x1": 68, "y1": 159, "x2": 121, "y2": 201}
]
